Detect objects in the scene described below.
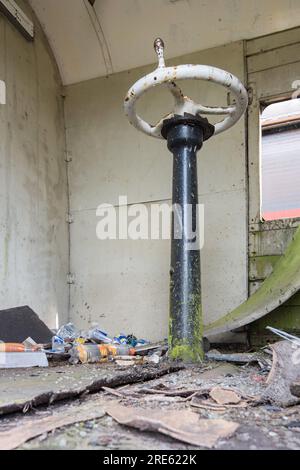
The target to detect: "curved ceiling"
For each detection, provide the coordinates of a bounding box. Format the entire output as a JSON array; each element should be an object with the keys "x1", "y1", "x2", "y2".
[{"x1": 29, "y1": 0, "x2": 300, "y2": 85}]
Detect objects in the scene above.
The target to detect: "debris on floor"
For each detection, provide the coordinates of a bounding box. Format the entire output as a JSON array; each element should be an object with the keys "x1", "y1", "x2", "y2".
[
  {"x1": 0, "y1": 397, "x2": 108, "y2": 450},
  {"x1": 209, "y1": 387, "x2": 242, "y2": 405},
  {"x1": 0, "y1": 351, "x2": 48, "y2": 369},
  {"x1": 206, "y1": 350, "x2": 271, "y2": 369},
  {"x1": 266, "y1": 326, "x2": 300, "y2": 346},
  {"x1": 1, "y1": 317, "x2": 300, "y2": 450},
  {"x1": 105, "y1": 403, "x2": 240, "y2": 448},
  {"x1": 189, "y1": 386, "x2": 254, "y2": 412},
  {"x1": 261, "y1": 340, "x2": 300, "y2": 407},
  {"x1": 50, "y1": 323, "x2": 165, "y2": 365},
  {"x1": 1, "y1": 352, "x2": 300, "y2": 450},
  {"x1": 0, "y1": 306, "x2": 53, "y2": 343},
  {"x1": 291, "y1": 381, "x2": 300, "y2": 398},
  {"x1": 0, "y1": 318, "x2": 167, "y2": 369},
  {"x1": 0, "y1": 337, "x2": 48, "y2": 368}
]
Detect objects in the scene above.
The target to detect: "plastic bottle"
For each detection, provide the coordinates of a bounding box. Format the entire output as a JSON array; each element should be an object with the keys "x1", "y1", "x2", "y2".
[
  {"x1": 69, "y1": 343, "x2": 136, "y2": 364},
  {"x1": 88, "y1": 327, "x2": 113, "y2": 344},
  {"x1": 51, "y1": 335, "x2": 66, "y2": 352},
  {"x1": 57, "y1": 323, "x2": 79, "y2": 342}
]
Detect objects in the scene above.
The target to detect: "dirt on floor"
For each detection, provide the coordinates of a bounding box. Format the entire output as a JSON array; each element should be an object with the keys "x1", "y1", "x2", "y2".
[{"x1": 1, "y1": 359, "x2": 300, "y2": 450}]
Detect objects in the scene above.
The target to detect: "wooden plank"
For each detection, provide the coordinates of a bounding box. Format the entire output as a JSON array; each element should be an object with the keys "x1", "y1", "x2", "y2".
[
  {"x1": 246, "y1": 27, "x2": 300, "y2": 57},
  {"x1": 249, "y1": 227, "x2": 296, "y2": 257},
  {"x1": 247, "y1": 91, "x2": 261, "y2": 225},
  {"x1": 248, "y1": 42, "x2": 300, "y2": 74},
  {"x1": 249, "y1": 255, "x2": 280, "y2": 281},
  {"x1": 249, "y1": 62, "x2": 300, "y2": 99},
  {"x1": 250, "y1": 219, "x2": 300, "y2": 233}
]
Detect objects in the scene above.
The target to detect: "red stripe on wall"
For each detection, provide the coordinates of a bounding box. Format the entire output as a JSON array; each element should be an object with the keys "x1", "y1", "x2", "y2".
[{"x1": 262, "y1": 208, "x2": 300, "y2": 221}]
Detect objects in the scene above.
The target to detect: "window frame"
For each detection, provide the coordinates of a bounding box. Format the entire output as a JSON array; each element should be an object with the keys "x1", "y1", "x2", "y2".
[
  {"x1": 247, "y1": 86, "x2": 300, "y2": 232},
  {"x1": 259, "y1": 96, "x2": 300, "y2": 222}
]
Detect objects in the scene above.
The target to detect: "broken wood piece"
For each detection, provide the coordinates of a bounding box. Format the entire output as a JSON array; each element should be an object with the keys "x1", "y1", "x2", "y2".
[
  {"x1": 183, "y1": 390, "x2": 208, "y2": 402},
  {"x1": 137, "y1": 387, "x2": 203, "y2": 398},
  {"x1": 105, "y1": 403, "x2": 239, "y2": 448},
  {"x1": 114, "y1": 355, "x2": 137, "y2": 360},
  {"x1": 115, "y1": 356, "x2": 144, "y2": 366},
  {"x1": 261, "y1": 341, "x2": 300, "y2": 407},
  {"x1": 102, "y1": 386, "x2": 125, "y2": 398},
  {"x1": 209, "y1": 386, "x2": 241, "y2": 405},
  {"x1": 290, "y1": 380, "x2": 300, "y2": 398},
  {"x1": 190, "y1": 399, "x2": 227, "y2": 412},
  {"x1": 0, "y1": 398, "x2": 108, "y2": 450},
  {"x1": 206, "y1": 351, "x2": 260, "y2": 364},
  {"x1": 115, "y1": 360, "x2": 135, "y2": 367},
  {"x1": 143, "y1": 395, "x2": 186, "y2": 403},
  {"x1": 190, "y1": 395, "x2": 249, "y2": 411}
]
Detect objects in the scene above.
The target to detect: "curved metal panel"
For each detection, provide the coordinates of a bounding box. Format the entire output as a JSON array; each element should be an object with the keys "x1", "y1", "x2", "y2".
[{"x1": 205, "y1": 224, "x2": 300, "y2": 337}]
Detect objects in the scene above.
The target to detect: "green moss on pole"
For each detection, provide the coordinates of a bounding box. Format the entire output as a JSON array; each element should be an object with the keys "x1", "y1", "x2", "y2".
[{"x1": 162, "y1": 115, "x2": 213, "y2": 363}]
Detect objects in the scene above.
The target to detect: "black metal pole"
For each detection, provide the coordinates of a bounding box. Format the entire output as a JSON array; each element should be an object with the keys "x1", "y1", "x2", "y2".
[{"x1": 161, "y1": 114, "x2": 214, "y2": 362}]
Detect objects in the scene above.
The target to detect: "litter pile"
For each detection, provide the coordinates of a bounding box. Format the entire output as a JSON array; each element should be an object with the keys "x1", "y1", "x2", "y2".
[
  {"x1": 0, "y1": 318, "x2": 168, "y2": 369},
  {"x1": 51, "y1": 322, "x2": 167, "y2": 366}
]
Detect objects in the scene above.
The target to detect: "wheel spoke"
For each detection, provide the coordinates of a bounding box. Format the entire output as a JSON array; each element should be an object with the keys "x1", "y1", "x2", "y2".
[
  {"x1": 166, "y1": 81, "x2": 185, "y2": 105},
  {"x1": 194, "y1": 103, "x2": 235, "y2": 115}
]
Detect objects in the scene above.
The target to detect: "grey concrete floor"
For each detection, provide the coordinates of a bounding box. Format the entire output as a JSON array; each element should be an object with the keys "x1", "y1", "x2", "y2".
[{"x1": 0, "y1": 361, "x2": 300, "y2": 450}]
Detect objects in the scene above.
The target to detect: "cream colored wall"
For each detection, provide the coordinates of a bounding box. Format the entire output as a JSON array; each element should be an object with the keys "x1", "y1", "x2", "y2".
[
  {"x1": 65, "y1": 41, "x2": 247, "y2": 341},
  {"x1": 0, "y1": 1, "x2": 69, "y2": 327}
]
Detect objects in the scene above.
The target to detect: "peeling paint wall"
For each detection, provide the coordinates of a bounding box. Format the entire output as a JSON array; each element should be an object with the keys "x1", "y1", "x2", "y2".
[
  {"x1": 65, "y1": 42, "x2": 247, "y2": 341},
  {"x1": 246, "y1": 28, "x2": 300, "y2": 344},
  {"x1": 0, "y1": 1, "x2": 69, "y2": 328}
]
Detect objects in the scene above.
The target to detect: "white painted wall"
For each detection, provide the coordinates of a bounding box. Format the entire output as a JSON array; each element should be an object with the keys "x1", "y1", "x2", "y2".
[
  {"x1": 65, "y1": 41, "x2": 248, "y2": 341},
  {"x1": 0, "y1": 1, "x2": 69, "y2": 328}
]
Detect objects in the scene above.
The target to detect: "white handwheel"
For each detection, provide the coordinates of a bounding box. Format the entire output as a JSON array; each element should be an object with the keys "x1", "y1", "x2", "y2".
[{"x1": 124, "y1": 38, "x2": 248, "y2": 139}]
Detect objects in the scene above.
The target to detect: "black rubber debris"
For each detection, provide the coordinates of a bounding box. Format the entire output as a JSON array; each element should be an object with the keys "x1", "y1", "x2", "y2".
[{"x1": 0, "y1": 306, "x2": 53, "y2": 343}]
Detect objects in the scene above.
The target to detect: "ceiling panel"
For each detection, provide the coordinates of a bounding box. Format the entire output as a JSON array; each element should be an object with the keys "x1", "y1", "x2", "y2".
[
  {"x1": 29, "y1": 0, "x2": 107, "y2": 84},
  {"x1": 29, "y1": 0, "x2": 300, "y2": 85}
]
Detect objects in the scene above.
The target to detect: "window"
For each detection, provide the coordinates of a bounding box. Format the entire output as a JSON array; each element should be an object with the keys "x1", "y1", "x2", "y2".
[{"x1": 261, "y1": 98, "x2": 300, "y2": 221}]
